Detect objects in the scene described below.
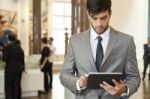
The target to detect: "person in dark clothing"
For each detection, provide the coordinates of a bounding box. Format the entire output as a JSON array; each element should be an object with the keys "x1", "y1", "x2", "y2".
[
  {"x1": 2, "y1": 33, "x2": 25, "y2": 99},
  {"x1": 48, "y1": 37, "x2": 56, "y2": 89},
  {"x1": 143, "y1": 37, "x2": 150, "y2": 80},
  {"x1": 40, "y1": 37, "x2": 51, "y2": 93}
]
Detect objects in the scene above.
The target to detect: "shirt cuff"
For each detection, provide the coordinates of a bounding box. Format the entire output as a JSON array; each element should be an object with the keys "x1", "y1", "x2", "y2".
[
  {"x1": 76, "y1": 79, "x2": 81, "y2": 90},
  {"x1": 120, "y1": 86, "x2": 129, "y2": 97},
  {"x1": 126, "y1": 86, "x2": 129, "y2": 96}
]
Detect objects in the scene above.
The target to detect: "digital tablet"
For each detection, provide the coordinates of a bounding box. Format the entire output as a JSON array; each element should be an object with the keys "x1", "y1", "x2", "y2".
[{"x1": 86, "y1": 72, "x2": 123, "y2": 89}]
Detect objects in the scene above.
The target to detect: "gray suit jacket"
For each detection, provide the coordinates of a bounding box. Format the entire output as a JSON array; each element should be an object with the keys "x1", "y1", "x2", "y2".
[{"x1": 59, "y1": 27, "x2": 141, "y2": 99}]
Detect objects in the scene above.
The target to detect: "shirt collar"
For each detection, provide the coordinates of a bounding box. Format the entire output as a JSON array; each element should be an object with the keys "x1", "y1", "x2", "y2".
[{"x1": 90, "y1": 26, "x2": 110, "y2": 41}]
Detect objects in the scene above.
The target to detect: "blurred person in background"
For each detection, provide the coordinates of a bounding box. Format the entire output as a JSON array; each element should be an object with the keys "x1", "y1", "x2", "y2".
[
  {"x1": 2, "y1": 33, "x2": 25, "y2": 99},
  {"x1": 40, "y1": 37, "x2": 51, "y2": 93},
  {"x1": 48, "y1": 37, "x2": 56, "y2": 89},
  {"x1": 143, "y1": 37, "x2": 150, "y2": 80}
]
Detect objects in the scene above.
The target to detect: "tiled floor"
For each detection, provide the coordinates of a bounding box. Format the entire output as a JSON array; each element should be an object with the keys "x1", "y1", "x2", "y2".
[{"x1": 23, "y1": 72, "x2": 150, "y2": 99}]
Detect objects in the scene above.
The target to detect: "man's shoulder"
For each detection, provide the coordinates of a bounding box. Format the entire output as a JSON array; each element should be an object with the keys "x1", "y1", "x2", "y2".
[
  {"x1": 70, "y1": 29, "x2": 90, "y2": 40},
  {"x1": 5, "y1": 43, "x2": 21, "y2": 51},
  {"x1": 118, "y1": 32, "x2": 133, "y2": 39},
  {"x1": 111, "y1": 27, "x2": 133, "y2": 40},
  {"x1": 110, "y1": 27, "x2": 130, "y2": 36}
]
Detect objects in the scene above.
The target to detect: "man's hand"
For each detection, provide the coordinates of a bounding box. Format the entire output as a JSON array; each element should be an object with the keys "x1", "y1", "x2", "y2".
[
  {"x1": 79, "y1": 74, "x2": 88, "y2": 88},
  {"x1": 100, "y1": 79, "x2": 126, "y2": 96}
]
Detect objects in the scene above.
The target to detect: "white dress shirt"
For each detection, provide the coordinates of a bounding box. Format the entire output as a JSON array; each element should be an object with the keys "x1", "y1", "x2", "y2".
[
  {"x1": 49, "y1": 44, "x2": 56, "y2": 63},
  {"x1": 90, "y1": 27, "x2": 110, "y2": 61}
]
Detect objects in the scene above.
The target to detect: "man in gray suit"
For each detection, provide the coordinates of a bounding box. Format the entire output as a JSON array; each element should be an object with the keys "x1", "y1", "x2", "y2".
[{"x1": 59, "y1": 0, "x2": 141, "y2": 99}]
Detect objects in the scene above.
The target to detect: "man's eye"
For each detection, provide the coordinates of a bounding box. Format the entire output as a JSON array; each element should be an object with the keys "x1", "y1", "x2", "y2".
[
  {"x1": 101, "y1": 16, "x2": 108, "y2": 20},
  {"x1": 91, "y1": 17, "x2": 97, "y2": 20}
]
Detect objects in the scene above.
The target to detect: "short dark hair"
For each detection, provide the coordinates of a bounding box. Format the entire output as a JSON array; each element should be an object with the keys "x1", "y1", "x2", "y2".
[
  {"x1": 49, "y1": 37, "x2": 53, "y2": 41},
  {"x1": 8, "y1": 33, "x2": 16, "y2": 42},
  {"x1": 15, "y1": 39, "x2": 21, "y2": 46},
  {"x1": 42, "y1": 37, "x2": 48, "y2": 44},
  {"x1": 87, "y1": 0, "x2": 111, "y2": 15}
]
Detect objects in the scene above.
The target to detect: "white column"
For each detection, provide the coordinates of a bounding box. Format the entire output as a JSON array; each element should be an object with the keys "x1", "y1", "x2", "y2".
[
  {"x1": 48, "y1": 0, "x2": 52, "y2": 37},
  {"x1": 17, "y1": 0, "x2": 29, "y2": 56}
]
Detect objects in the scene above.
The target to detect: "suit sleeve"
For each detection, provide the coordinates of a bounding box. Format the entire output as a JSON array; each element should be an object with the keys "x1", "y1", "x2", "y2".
[
  {"x1": 20, "y1": 48, "x2": 25, "y2": 71},
  {"x1": 124, "y1": 38, "x2": 141, "y2": 97},
  {"x1": 59, "y1": 37, "x2": 79, "y2": 94}
]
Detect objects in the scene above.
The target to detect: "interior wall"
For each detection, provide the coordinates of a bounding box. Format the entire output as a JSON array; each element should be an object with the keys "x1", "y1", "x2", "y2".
[
  {"x1": 110, "y1": 0, "x2": 148, "y2": 71},
  {"x1": 0, "y1": 0, "x2": 17, "y2": 11}
]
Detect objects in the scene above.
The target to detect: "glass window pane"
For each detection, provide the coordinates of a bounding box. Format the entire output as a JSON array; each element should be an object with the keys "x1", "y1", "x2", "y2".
[
  {"x1": 52, "y1": 16, "x2": 65, "y2": 29},
  {"x1": 51, "y1": 0, "x2": 71, "y2": 56},
  {"x1": 52, "y1": 2, "x2": 64, "y2": 15},
  {"x1": 64, "y1": 3, "x2": 71, "y2": 16},
  {"x1": 64, "y1": 17, "x2": 71, "y2": 29},
  {"x1": 52, "y1": 30, "x2": 65, "y2": 55}
]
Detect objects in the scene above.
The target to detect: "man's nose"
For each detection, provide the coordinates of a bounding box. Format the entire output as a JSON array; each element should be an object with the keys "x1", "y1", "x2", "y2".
[{"x1": 96, "y1": 19, "x2": 101, "y2": 26}]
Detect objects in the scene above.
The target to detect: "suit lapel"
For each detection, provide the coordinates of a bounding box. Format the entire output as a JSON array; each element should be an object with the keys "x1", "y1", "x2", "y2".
[
  {"x1": 100, "y1": 27, "x2": 118, "y2": 68},
  {"x1": 84, "y1": 29, "x2": 97, "y2": 71}
]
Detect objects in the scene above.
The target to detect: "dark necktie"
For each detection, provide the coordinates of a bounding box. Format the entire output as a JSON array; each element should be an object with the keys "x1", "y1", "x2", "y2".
[{"x1": 95, "y1": 36, "x2": 103, "y2": 72}]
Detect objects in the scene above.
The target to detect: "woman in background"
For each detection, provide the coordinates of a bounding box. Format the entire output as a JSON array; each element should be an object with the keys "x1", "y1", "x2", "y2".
[{"x1": 40, "y1": 37, "x2": 51, "y2": 93}]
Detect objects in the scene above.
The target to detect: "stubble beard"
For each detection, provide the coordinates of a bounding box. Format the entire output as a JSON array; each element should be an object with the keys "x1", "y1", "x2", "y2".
[{"x1": 92, "y1": 25, "x2": 109, "y2": 35}]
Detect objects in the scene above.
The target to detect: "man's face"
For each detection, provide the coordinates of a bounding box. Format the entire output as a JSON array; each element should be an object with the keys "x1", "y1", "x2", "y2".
[{"x1": 87, "y1": 10, "x2": 111, "y2": 35}]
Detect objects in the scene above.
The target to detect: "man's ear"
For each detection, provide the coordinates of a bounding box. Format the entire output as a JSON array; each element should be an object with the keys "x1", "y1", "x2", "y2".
[
  {"x1": 87, "y1": 11, "x2": 90, "y2": 19},
  {"x1": 109, "y1": 10, "x2": 112, "y2": 18}
]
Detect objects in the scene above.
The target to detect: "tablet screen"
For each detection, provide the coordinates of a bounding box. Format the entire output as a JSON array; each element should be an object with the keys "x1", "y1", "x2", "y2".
[{"x1": 86, "y1": 72, "x2": 123, "y2": 89}]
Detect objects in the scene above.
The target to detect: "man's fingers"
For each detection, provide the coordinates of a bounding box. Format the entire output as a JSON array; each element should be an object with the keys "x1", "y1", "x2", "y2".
[
  {"x1": 100, "y1": 82, "x2": 116, "y2": 95},
  {"x1": 103, "y1": 81, "x2": 112, "y2": 88},
  {"x1": 79, "y1": 75, "x2": 88, "y2": 88},
  {"x1": 112, "y1": 79, "x2": 119, "y2": 86},
  {"x1": 100, "y1": 81, "x2": 113, "y2": 90},
  {"x1": 119, "y1": 80, "x2": 124, "y2": 84}
]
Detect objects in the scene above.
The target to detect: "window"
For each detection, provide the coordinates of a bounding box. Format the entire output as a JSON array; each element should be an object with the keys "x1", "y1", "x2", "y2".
[{"x1": 51, "y1": 0, "x2": 71, "y2": 55}]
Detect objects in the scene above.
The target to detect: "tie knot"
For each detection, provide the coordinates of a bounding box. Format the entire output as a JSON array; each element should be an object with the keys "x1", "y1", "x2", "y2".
[{"x1": 97, "y1": 36, "x2": 102, "y2": 42}]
